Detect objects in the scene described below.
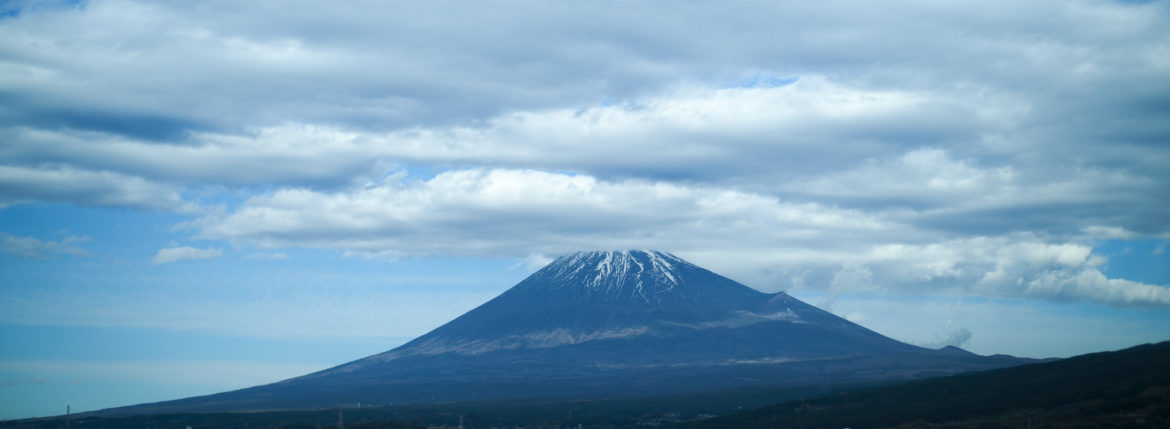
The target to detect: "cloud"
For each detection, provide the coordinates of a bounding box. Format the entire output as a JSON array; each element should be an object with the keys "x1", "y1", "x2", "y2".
[
  {"x1": 918, "y1": 328, "x2": 974, "y2": 350},
  {"x1": 0, "y1": 78, "x2": 1003, "y2": 190},
  {"x1": 151, "y1": 246, "x2": 222, "y2": 264},
  {"x1": 367, "y1": 78, "x2": 1003, "y2": 181},
  {"x1": 513, "y1": 253, "x2": 555, "y2": 272},
  {"x1": 0, "y1": 1, "x2": 1165, "y2": 233},
  {"x1": 196, "y1": 168, "x2": 889, "y2": 256},
  {"x1": 787, "y1": 148, "x2": 1019, "y2": 208},
  {"x1": 0, "y1": 126, "x2": 390, "y2": 188},
  {"x1": 1017, "y1": 268, "x2": 1170, "y2": 308},
  {"x1": 1, "y1": 72, "x2": 1163, "y2": 240},
  {"x1": 846, "y1": 237, "x2": 1170, "y2": 308},
  {"x1": 3, "y1": 0, "x2": 1165, "y2": 138},
  {"x1": 1, "y1": 0, "x2": 1166, "y2": 183},
  {"x1": 1082, "y1": 225, "x2": 1140, "y2": 240},
  {"x1": 0, "y1": 165, "x2": 196, "y2": 212},
  {"x1": 0, "y1": 1, "x2": 1167, "y2": 311},
  {"x1": 193, "y1": 168, "x2": 1170, "y2": 308},
  {"x1": 826, "y1": 294, "x2": 1170, "y2": 358},
  {"x1": 0, "y1": 233, "x2": 89, "y2": 259},
  {"x1": 0, "y1": 376, "x2": 47, "y2": 387}
]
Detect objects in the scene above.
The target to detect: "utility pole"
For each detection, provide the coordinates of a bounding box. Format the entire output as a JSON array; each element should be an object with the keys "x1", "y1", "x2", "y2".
[
  {"x1": 338, "y1": 403, "x2": 344, "y2": 429},
  {"x1": 65, "y1": 405, "x2": 70, "y2": 429}
]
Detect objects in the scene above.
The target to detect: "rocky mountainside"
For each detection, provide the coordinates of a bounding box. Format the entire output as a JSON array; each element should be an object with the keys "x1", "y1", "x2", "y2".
[{"x1": 99, "y1": 250, "x2": 1038, "y2": 415}]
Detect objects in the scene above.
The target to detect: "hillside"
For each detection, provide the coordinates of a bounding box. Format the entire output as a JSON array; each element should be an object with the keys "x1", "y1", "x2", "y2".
[{"x1": 685, "y1": 341, "x2": 1170, "y2": 428}]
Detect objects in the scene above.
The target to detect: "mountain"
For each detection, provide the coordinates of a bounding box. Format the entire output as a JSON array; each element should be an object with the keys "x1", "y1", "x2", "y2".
[
  {"x1": 99, "y1": 250, "x2": 1037, "y2": 415},
  {"x1": 18, "y1": 343, "x2": 1165, "y2": 429},
  {"x1": 685, "y1": 341, "x2": 1170, "y2": 428},
  {"x1": 321, "y1": 250, "x2": 924, "y2": 369}
]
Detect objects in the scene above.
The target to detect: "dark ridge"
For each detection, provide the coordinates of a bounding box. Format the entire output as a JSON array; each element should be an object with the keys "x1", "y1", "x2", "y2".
[{"x1": 684, "y1": 341, "x2": 1170, "y2": 428}]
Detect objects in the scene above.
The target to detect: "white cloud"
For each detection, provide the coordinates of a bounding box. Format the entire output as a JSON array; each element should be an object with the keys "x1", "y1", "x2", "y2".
[
  {"x1": 151, "y1": 246, "x2": 222, "y2": 264},
  {"x1": 0, "y1": 78, "x2": 1002, "y2": 190},
  {"x1": 833, "y1": 237, "x2": 1170, "y2": 307},
  {"x1": 1082, "y1": 225, "x2": 1140, "y2": 240},
  {"x1": 817, "y1": 293, "x2": 1170, "y2": 358},
  {"x1": 0, "y1": 1, "x2": 1167, "y2": 314},
  {"x1": 0, "y1": 165, "x2": 196, "y2": 212},
  {"x1": 0, "y1": 125, "x2": 388, "y2": 188},
  {"x1": 1, "y1": 1, "x2": 1166, "y2": 187},
  {"x1": 0, "y1": 1, "x2": 1166, "y2": 246},
  {"x1": 370, "y1": 78, "x2": 1001, "y2": 176},
  {"x1": 789, "y1": 148, "x2": 1018, "y2": 206},
  {"x1": 513, "y1": 253, "x2": 555, "y2": 272},
  {"x1": 191, "y1": 168, "x2": 1170, "y2": 308},
  {"x1": 0, "y1": 233, "x2": 90, "y2": 259},
  {"x1": 917, "y1": 328, "x2": 974, "y2": 350},
  {"x1": 197, "y1": 168, "x2": 889, "y2": 257},
  {"x1": 3, "y1": 0, "x2": 1164, "y2": 136},
  {"x1": 1019, "y1": 268, "x2": 1170, "y2": 308}
]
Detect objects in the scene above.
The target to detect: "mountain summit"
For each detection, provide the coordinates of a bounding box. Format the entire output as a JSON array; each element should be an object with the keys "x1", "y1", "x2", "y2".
[
  {"x1": 104, "y1": 250, "x2": 1036, "y2": 415},
  {"x1": 511, "y1": 250, "x2": 776, "y2": 311},
  {"x1": 519, "y1": 250, "x2": 711, "y2": 302}
]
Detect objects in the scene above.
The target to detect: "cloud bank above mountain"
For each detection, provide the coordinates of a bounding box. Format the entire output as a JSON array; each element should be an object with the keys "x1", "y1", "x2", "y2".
[{"x1": 2, "y1": 0, "x2": 1168, "y2": 307}]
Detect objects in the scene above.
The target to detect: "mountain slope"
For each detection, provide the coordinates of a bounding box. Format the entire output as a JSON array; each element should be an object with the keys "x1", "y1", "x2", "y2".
[
  {"x1": 97, "y1": 250, "x2": 1036, "y2": 415},
  {"x1": 14, "y1": 344, "x2": 1161, "y2": 428},
  {"x1": 320, "y1": 250, "x2": 919, "y2": 374},
  {"x1": 686, "y1": 341, "x2": 1170, "y2": 428}
]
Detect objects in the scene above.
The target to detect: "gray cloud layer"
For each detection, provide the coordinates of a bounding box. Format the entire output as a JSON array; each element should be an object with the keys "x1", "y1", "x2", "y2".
[
  {"x1": 151, "y1": 245, "x2": 223, "y2": 264},
  {"x1": 0, "y1": 233, "x2": 89, "y2": 259},
  {"x1": 2, "y1": 0, "x2": 1168, "y2": 306}
]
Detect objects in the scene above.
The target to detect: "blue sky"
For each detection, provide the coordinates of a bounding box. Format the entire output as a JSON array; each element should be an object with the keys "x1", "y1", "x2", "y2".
[{"x1": 2, "y1": 0, "x2": 1170, "y2": 420}]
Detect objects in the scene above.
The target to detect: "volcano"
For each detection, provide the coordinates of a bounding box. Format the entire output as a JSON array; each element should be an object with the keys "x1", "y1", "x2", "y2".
[{"x1": 107, "y1": 250, "x2": 1034, "y2": 415}]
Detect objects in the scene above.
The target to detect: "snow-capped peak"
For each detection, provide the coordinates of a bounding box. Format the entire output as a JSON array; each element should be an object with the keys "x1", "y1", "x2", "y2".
[{"x1": 529, "y1": 250, "x2": 692, "y2": 302}]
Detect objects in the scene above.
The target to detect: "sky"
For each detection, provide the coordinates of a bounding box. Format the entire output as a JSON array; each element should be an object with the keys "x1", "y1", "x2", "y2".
[{"x1": 1, "y1": 0, "x2": 1169, "y2": 420}]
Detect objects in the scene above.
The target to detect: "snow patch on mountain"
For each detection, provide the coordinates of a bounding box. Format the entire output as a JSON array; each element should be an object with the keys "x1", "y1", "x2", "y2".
[
  {"x1": 538, "y1": 250, "x2": 691, "y2": 302},
  {"x1": 350, "y1": 309, "x2": 805, "y2": 370},
  {"x1": 666, "y1": 309, "x2": 804, "y2": 330},
  {"x1": 355, "y1": 326, "x2": 654, "y2": 365},
  {"x1": 589, "y1": 355, "x2": 812, "y2": 370}
]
